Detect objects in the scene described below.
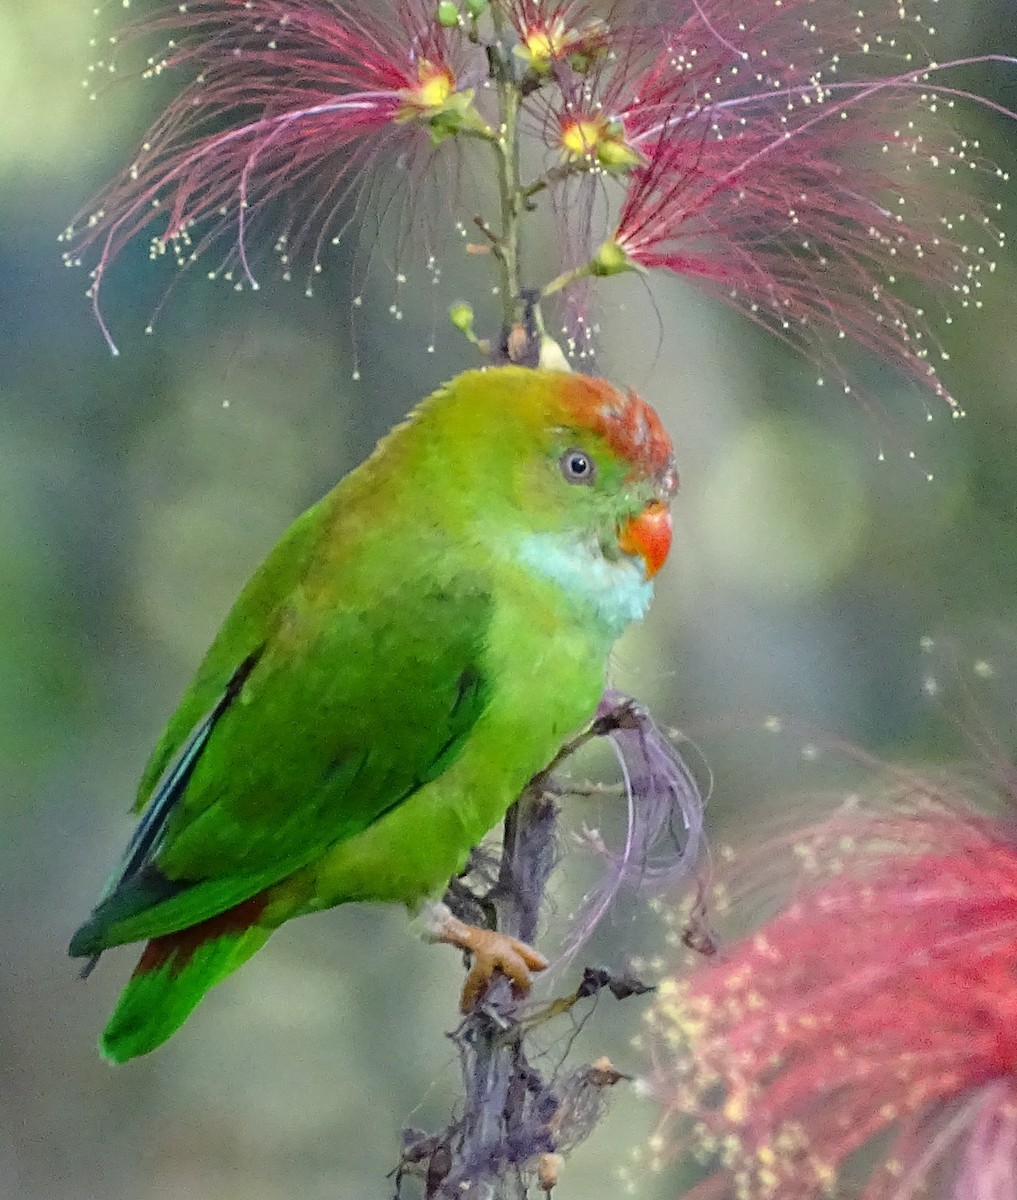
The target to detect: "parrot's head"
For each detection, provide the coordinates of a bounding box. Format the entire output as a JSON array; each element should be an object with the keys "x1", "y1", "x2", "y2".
[{"x1": 420, "y1": 367, "x2": 677, "y2": 635}]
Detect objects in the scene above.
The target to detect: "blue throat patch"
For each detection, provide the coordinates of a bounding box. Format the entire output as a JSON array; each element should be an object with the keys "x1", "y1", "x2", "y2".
[{"x1": 516, "y1": 531, "x2": 654, "y2": 638}]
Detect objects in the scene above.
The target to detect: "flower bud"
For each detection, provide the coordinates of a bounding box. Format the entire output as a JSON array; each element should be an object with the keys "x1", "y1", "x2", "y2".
[
  {"x1": 589, "y1": 239, "x2": 632, "y2": 278},
  {"x1": 449, "y1": 301, "x2": 475, "y2": 334},
  {"x1": 537, "y1": 1153, "x2": 563, "y2": 1193},
  {"x1": 436, "y1": 1, "x2": 459, "y2": 29}
]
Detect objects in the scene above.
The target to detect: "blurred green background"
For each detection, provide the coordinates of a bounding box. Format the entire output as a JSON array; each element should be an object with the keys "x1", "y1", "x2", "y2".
[{"x1": 4, "y1": 2, "x2": 1017, "y2": 1198}]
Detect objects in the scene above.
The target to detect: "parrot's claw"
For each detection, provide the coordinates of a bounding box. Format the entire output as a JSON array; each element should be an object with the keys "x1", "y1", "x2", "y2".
[{"x1": 434, "y1": 913, "x2": 549, "y2": 1012}]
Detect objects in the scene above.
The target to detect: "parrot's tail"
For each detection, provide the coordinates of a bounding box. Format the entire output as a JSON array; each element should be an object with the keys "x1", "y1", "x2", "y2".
[{"x1": 100, "y1": 896, "x2": 271, "y2": 1064}]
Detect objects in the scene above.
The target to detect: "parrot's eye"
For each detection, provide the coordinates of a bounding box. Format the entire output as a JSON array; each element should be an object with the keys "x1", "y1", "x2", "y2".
[{"x1": 559, "y1": 448, "x2": 596, "y2": 484}]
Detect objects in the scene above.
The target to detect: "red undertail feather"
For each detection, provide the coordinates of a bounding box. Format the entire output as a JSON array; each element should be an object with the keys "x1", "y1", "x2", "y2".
[
  {"x1": 132, "y1": 894, "x2": 269, "y2": 977},
  {"x1": 102, "y1": 894, "x2": 271, "y2": 1064}
]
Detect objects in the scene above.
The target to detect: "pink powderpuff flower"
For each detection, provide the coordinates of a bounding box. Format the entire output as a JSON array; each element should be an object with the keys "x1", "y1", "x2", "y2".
[
  {"x1": 538, "y1": 0, "x2": 1016, "y2": 411},
  {"x1": 642, "y1": 795, "x2": 1017, "y2": 1200},
  {"x1": 61, "y1": 0, "x2": 489, "y2": 353}
]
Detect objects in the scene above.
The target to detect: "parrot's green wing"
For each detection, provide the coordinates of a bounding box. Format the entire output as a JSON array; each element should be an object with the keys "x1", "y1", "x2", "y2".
[
  {"x1": 72, "y1": 542, "x2": 492, "y2": 957},
  {"x1": 131, "y1": 499, "x2": 330, "y2": 814}
]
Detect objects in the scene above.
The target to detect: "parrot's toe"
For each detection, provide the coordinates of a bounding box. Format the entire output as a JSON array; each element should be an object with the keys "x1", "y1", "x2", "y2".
[
  {"x1": 433, "y1": 913, "x2": 548, "y2": 1011},
  {"x1": 458, "y1": 930, "x2": 549, "y2": 1012}
]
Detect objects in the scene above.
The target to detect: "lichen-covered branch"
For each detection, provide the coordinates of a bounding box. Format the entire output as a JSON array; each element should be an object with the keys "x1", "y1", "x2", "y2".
[{"x1": 395, "y1": 695, "x2": 707, "y2": 1200}]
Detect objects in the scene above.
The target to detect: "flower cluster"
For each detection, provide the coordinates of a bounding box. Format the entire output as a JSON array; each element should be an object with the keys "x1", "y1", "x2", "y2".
[
  {"x1": 63, "y1": 0, "x2": 489, "y2": 352},
  {"x1": 534, "y1": 0, "x2": 1015, "y2": 407},
  {"x1": 642, "y1": 792, "x2": 1017, "y2": 1199},
  {"x1": 65, "y1": 0, "x2": 1014, "y2": 412}
]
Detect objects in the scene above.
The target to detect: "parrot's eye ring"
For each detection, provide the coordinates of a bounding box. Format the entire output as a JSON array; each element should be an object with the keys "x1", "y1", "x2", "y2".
[{"x1": 560, "y1": 448, "x2": 596, "y2": 484}]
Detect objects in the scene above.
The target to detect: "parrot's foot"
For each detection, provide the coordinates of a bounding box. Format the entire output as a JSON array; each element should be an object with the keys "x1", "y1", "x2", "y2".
[{"x1": 433, "y1": 912, "x2": 549, "y2": 1012}]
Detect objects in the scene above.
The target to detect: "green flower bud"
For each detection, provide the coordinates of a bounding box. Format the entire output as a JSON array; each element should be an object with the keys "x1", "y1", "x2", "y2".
[
  {"x1": 596, "y1": 138, "x2": 644, "y2": 170},
  {"x1": 590, "y1": 240, "x2": 633, "y2": 278},
  {"x1": 437, "y1": 1, "x2": 460, "y2": 29},
  {"x1": 449, "y1": 302, "x2": 475, "y2": 334}
]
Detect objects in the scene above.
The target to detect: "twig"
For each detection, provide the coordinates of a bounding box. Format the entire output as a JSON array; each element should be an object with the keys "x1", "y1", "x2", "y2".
[
  {"x1": 394, "y1": 696, "x2": 679, "y2": 1200},
  {"x1": 434, "y1": 781, "x2": 557, "y2": 1200}
]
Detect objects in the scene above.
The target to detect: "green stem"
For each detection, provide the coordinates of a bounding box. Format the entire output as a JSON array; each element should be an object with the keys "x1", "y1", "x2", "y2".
[
  {"x1": 519, "y1": 178, "x2": 548, "y2": 204},
  {"x1": 488, "y1": 9, "x2": 523, "y2": 339},
  {"x1": 543, "y1": 239, "x2": 636, "y2": 298},
  {"x1": 541, "y1": 261, "x2": 595, "y2": 298}
]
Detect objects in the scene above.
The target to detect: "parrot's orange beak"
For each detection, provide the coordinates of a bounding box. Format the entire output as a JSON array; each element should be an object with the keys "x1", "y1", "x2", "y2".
[{"x1": 618, "y1": 500, "x2": 671, "y2": 578}]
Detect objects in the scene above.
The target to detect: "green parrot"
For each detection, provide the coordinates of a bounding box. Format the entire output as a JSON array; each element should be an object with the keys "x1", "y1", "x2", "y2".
[{"x1": 70, "y1": 365, "x2": 676, "y2": 1062}]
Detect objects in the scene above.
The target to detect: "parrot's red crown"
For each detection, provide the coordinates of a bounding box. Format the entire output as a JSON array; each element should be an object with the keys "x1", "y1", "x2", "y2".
[{"x1": 561, "y1": 377, "x2": 675, "y2": 490}]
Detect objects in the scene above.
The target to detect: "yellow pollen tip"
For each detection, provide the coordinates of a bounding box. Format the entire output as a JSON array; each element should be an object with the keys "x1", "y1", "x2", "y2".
[
  {"x1": 561, "y1": 118, "x2": 605, "y2": 158},
  {"x1": 410, "y1": 63, "x2": 455, "y2": 111},
  {"x1": 520, "y1": 20, "x2": 567, "y2": 70}
]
